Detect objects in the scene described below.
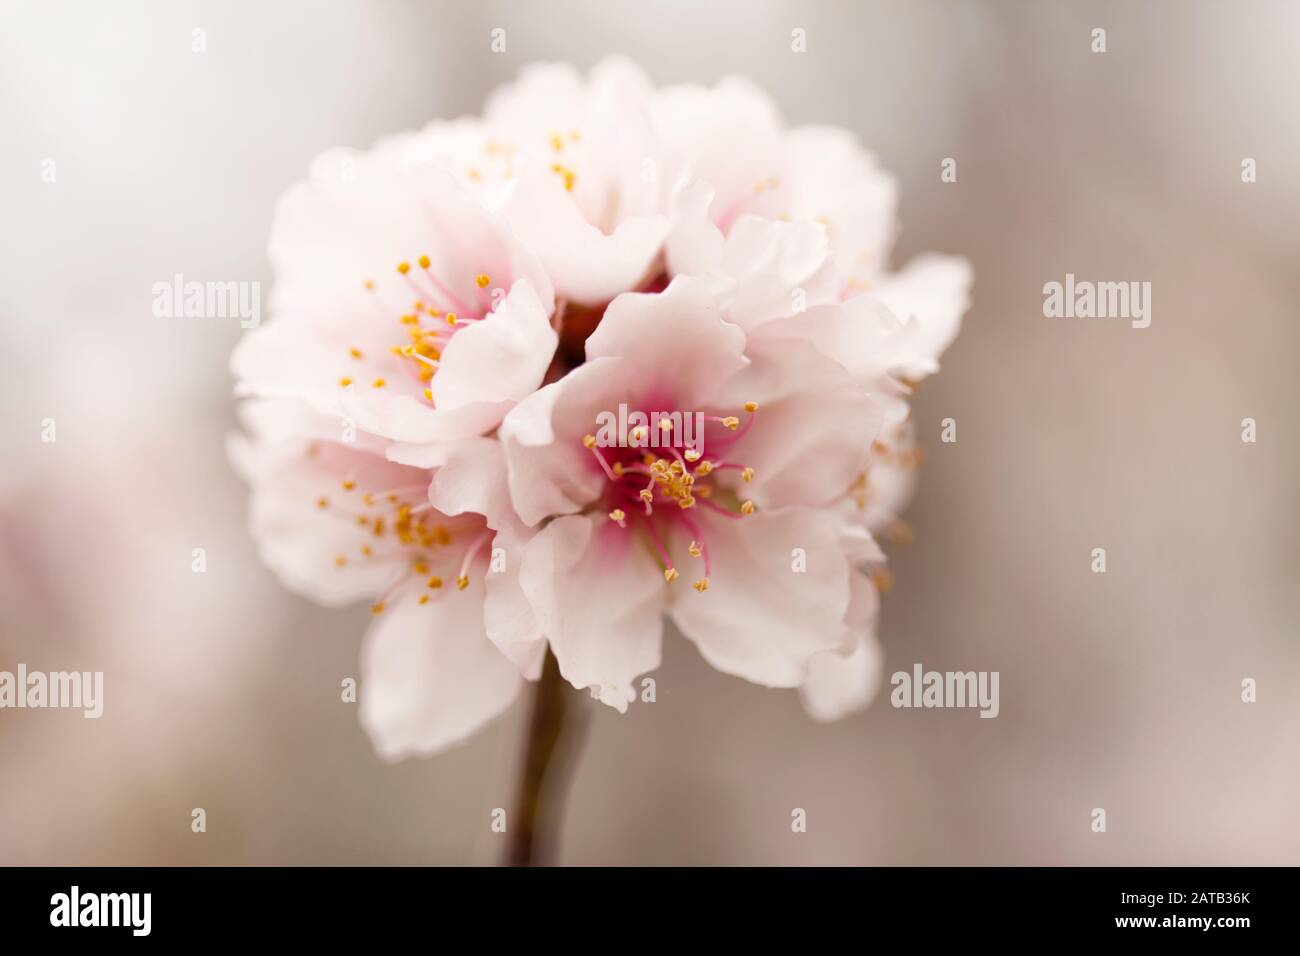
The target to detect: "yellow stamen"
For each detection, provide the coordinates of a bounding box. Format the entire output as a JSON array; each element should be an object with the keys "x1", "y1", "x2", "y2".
[
  {"x1": 316, "y1": 497, "x2": 329, "y2": 509},
  {"x1": 740, "y1": 500, "x2": 755, "y2": 515},
  {"x1": 688, "y1": 541, "x2": 702, "y2": 558},
  {"x1": 608, "y1": 508, "x2": 626, "y2": 523},
  {"x1": 397, "y1": 262, "x2": 411, "y2": 275},
  {"x1": 722, "y1": 416, "x2": 740, "y2": 430},
  {"x1": 693, "y1": 578, "x2": 710, "y2": 592},
  {"x1": 664, "y1": 568, "x2": 679, "y2": 582},
  {"x1": 456, "y1": 575, "x2": 469, "y2": 591},
  {"x1": 476, "y1": 273, "x2": 491, "y2": 288},
  {"x1": 372, "y1": 378, "x2": 386, "y2": 388},
  {"x1": 427, "y1": 576, "x2": 443, "y2": 589},
  {"x1": 349, "y1": 347, "x2": 363, "y2": 359},
  {"x1": 370, "y1": 602, "x2": 385, "y2": 614},
  {"x1": 741, "y1": 467, "x2": 755, "y2": 482},
  {"x1": 582, "y1": 434, "x2": 597, "y2": 449},
  {"x1": 417, "y1": 255, "x2": 430, "y2": 269},
  {"x1": 334, "y1": 555, "x2": 346, "y2": 568},
  {"x1": 744, "y1": 401, "x2": 758, "y2": 413},
  {"x1": 339, "y1": 376, "x2": 352, "y2": 387}
]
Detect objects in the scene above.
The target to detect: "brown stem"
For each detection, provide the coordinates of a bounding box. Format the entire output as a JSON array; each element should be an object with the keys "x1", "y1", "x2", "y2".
[{"x1": 505, "y1": 648, "x2": 586, "y2": 866}]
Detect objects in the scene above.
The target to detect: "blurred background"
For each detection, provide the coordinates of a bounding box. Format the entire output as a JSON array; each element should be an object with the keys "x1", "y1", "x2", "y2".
[{"x1": 1, "y1": 0, "x2": 1297, "y2": 865}]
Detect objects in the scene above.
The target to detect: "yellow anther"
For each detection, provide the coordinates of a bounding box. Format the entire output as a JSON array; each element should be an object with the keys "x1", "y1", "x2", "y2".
[
  {"x1": 334, "y1": 555, "x2": 347, "y2": 568},
  {"x1": 548, "y1": 132, "x2": 565, "y2": 151},
  {"x1": 445, "y1": 313, "x2": 458, "y2": 326},
  {"x1": 363, "y1": 280, "x2": 375, "y2": 291},
  {"x1": 871, "y1": 567, "x2": 895, "y2": 593},
  {"x1": 678, "y1": 496, "x2": 696, "y2": 510},
  {"x1": 664, "y1": 568, "x2": 679, "y2": 583},
  {"x1": 349, "y1": 347, "x2": 363, "y2": 359},
  {"x1": 417, "y1": 255, "x2": 430, "y2": 269},
  {"x1": 361, "y1": 545, "x2": 373, "y2": 558},
  {"x1": 362, "y1": 493, "x2": 376, "y2": 506},
  {"x1": 412, "y1": 561, "x2": 430, "y2": 575},
  {"x1": 426, "y1": 576, "x2": 443, "y2": 589},
  {"x1": 550, "y1": 163, "x2": 576, "y2": 191},
  {"x1": 372, "y1": 378, "x2": 386, "y2": 388},
  {"x1": 695, "y1": 461, "x2": 713, "y2": 476},
  {"x1": 341, "y1": 479, "x2": 356, "y2": 491},
  {"x1": 684, "y1": 449, "x2": 701, "y2": 462},
  {"x1": 693, "y1": 578, "x2": 710, "y2": 592},
  {"x1": 418, "y1": 595, "x2": 430, "y2": 605},
  {"x1": 456, "y1": 575, "x2": 470, "y2": 591},
  {"x1": 316, "y1": 497, "x2": 329, "y2": 509},
  {"x1": 339, "y1": 376, "x2": 353, "y2": 388},
  {"x1": 688, "y1": 541, "x2": 702, "y2": 558},
  {"x1": 609, "y1": 508, "x2": 626, "y2": 523},
  {"x1": 744, "y1": 401, "x2": 758, "y2": 413},
  {"x1": 722, "y1": 416, "x2": 740, "y2": 430},
  {"x1": 583, "y1": 434, "x2": 597, "y2": 448},
  {"x1": 433, "y1": 526, "x2": 452, "y2": 546},
  {"x1": 476, "y1": 273, "x2": 491, "y2": 288},
  {"x1": 397, "y1": 262, "x2": 411, "y2": 275},
  {"x1": 741, "y1": 467, "x2": 755, "y2": 482},
  {"x1": 400, "y1": 345, "x2": 415, "y2": 357},
  {"x1": 639, "y1": 489, "x2": 654, "y2": 504},
  {"x1": 740, "y1": 500, "x2": 755, "y2": 515},
  {"x1": 370, "y1": 602, "x2": 385, "y2": 614},
  {"x1": 424, "y1": 388, "x2": 433, "y2": 400},
  {"x1": 612, "y1": 462, "x2": 625, "y2": 477}
]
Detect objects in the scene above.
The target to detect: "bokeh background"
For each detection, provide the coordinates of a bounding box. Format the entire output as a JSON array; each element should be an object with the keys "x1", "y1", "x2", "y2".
[{"x1": 2, "y1": 0, "x2": 1297, "y2": 865}]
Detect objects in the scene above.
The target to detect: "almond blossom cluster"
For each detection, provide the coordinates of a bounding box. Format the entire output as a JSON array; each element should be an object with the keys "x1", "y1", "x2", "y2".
[{"x1": 231, "y1": 58, "x2": 971, "y2": 759}]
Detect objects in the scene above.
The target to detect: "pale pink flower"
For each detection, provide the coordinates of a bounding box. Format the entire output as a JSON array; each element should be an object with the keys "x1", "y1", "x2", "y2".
[
  {"x1": 230, "y1": 403, "x2": 528, "y2": 759},
  {"x1": 231, "y1": 56, "x2": 972, "y2": 756},
  {"x1": 231, "y1": 144, "x2": 558, "y2": 446},
  {"x1": 490, "y1": 274, "x2": 887, "y2": 710}
]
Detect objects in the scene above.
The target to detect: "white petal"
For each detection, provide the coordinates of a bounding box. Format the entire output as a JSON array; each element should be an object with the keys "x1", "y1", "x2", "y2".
[
  {"x1": 872, "y1": 254, "x2": 974, "y2": 373},
  {"x1": 517, "y1": 514, "x2": 664, "y2": 711},
  {"x1": 360, "y1": 578, "x2": 523, "y2": 760},
  {"x1": 503, "y1": 172, "x2": 668, "y2": 306},
  {"x1": 586, "y1": 274, "x2": 748, "y2": 408},
  {"x1": 671, "y1": 507, "x2": 849, "y2": 687},
  {"x1": 717, "y1": 337, "x2": 884, "y2": 510},
  {"x1": 429, "y1": 278, "x2": 557, "y2": 410}
]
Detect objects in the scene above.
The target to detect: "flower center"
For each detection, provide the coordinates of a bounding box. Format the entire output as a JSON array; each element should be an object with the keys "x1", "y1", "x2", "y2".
[
  {"x1": 308, "y1": 449, "x2": 490, "y2": 613},
  {"x1": 581, "y1": 401, "x2": 759, "y2": 592},
  {"x1": 340, "y1": 260, "x2": 499, "y2": 403}
]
